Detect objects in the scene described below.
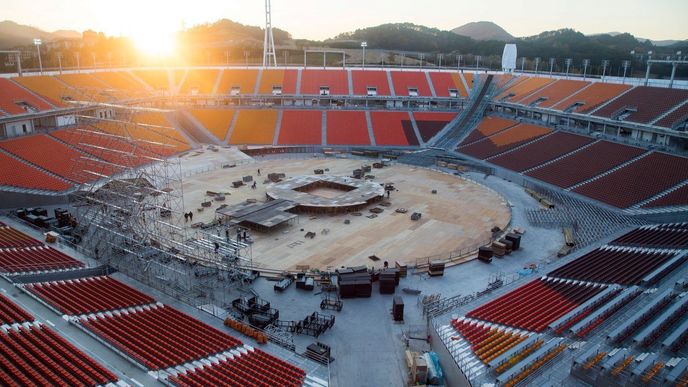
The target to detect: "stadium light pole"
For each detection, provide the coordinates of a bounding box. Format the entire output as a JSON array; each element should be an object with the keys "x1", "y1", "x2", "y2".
[
  {"x1": 476, "y1": 55, "x2": 481, "y2": 69},
  {"x1": 601, "y1": 60, "x2": 609, "y2": 78},
  {"x1": 361, "y1": 41, "x2": 367, "y2": 68},
  {"x1": 91, "y1": 52, "x2": 96, "y2": 69},
  {"x1": 244, "y1": 50, "x2": 249, "y2": 66},
  {"x1": 419, "y1": 53, "x2": 424, "y2": 68},
  {"x1": 564, "y1": 58, "x2": 572, "y2": 78},
  {"x1": 74, "y1": 52, "x2": 80, "y2": 73},
  {"x1": 33, "y1": 38, "x2": 43, "y2": 75},
  {"x1": 400, "y1": 53, "x2": 405, "y2": 68},
  {"x1": 622, "y1": 60, "x2": 631, "y2": 84},
  {"x1": 582, "y1": 59, "x2": 590, "y2": 80},
  {"x1": 456, "y1": 54, "x2": 462, "y2": 70},
  {"x1": 534, "y1": 57, "x2": 540, "y2": 73},
  {"x1": 284, "y1": 51, "x2": 288, "y2": 66},
  {"x1": 549, "y1": 57, "x2": 555, "y2": 74},
  {"x1": 225, "y1": 51, "x2": 230, "y2": 65},
  {"x1": 520, "y1": 57, "x2": 526, "y2": 72},
  {"x1": 56, "y1": 52, "x2": 63, "y2": 74},
  {"x1": 438, "y1": 53, "x2": 443, "y2": 68}
]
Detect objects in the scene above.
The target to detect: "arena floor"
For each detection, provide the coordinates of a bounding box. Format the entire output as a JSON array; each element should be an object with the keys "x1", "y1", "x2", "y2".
[{"x1": 179, "y1": 148, "x2": 511, "y2": 270}]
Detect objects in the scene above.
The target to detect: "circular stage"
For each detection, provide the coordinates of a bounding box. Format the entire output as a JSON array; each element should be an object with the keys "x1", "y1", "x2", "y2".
[{"x1": 265, "y1": 175, "x2": 385, "y2": 213}]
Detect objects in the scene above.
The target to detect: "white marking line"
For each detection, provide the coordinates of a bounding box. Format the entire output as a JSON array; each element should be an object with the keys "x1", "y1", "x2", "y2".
[
  {"x1": 130, "y1": 378, "x2": 144, "y2": 387},
  {"x1": 45, "y1": 320, "x2": 55, "y2": 327}
]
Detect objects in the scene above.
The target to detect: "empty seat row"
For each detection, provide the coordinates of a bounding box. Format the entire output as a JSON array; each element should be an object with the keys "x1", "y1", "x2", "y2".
[
  {"x1": 450, "y1": 318, "x2": 527, "y2": 364},
  {"x1": 459, "y1": 117, "x2": 519, "y2": 146},
  {"x1": 0, "y1": 293, "x2": 34, "y2": 325},
  {"x1": 641, "y1": 184, "x2": 688, "y2": 209},
  {"x1": 0, "y1": 226, "x2": 42, "y2": 249},
  {"x1": 489, "y1": 131, "x2": 595, "y2": 172},
  {"x1": 593, "y1": 86, "x2": 688, "y2": 124},
  {"x1": 457, "y1": 123, "x2": 552, "y2": 160},
  {"x1": 413, "y1": 112, "x2": 457, "y2": 142},
  {"x1": 0, "y1": 78, "x2": 54, "y2": 114},
  {"x1": 0, "y1": 246, "x2": 84, "y2": 274},
  {"x1": 610, "y1": 226, "x2": 688, "y2": 249},
  {"x1": 517, "y1": 79, "x2": 590, "y2": 108}
]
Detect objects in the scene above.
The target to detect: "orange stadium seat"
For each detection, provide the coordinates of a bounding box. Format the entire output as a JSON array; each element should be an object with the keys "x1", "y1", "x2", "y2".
[
  {"x1": 258, "y1": 69, "x2": 298, "y2": 94},
  {"x1": 370, "y1": 111, "x2": 418, "y2": 146},
  {"x1": 278, "y1": 110, "x2": 322, "y2": 145},
  {"x1": 12, "y1": 76, "x2": 72, "y2": 107},
  {"x1": 489, "y1": 131, "x2": 596, "y2": 171},
  {"x1": 50, "y1": 128, "x2": 159, "y2": 168},
  {"x1": 229, "y1": 110, "x2": 278, "y2": 144},
  {"x1": 459, "y1": 117, "x2": 519, "y2": 146},
  {"x1": 428, "y1": 72, "x2": 468, "y2": 97},
  {"x1": 517, "y1": 79, "x2": 590, "y2": 108},
  {"x1": 92, "y1": 71, "x2": 148, "y2": 92},
  {"x1": 351, "y1": 70, "x2": 391, "y2": 96},
  {"x1": 96, "y1": 120, "x2": 189, "y2": 155},
  {"x1": 216, "y1": 69, "x2": 259, "y2": 95},
  {"x1": 458, "y1": 123, "x2": 552, "y2": 159},
  {"x1": 133, "y1": 70, "x2": 170, "y2": 91},
  {"x1": 495, "y1": 76, "x2": 555, "y2": 102},
  {"x1": 189, "y1": 108, "x2": 235, "y2": 141},
  {"x1": 463, "y1": 72, "x2": 476, "y2": 91},
  {"x1": 0, "y1": 152, "x2": 71, "y2": 191},
  {"x1": 390, "y1": 71, "x2": 432, "y2": 97},
  {"x1": 179, "y1": 69, "x2": 220, "y2": 95},
  {"x1": 0, "y1": 78, "x2": 54, "y2": 114},
  {"x1": 326, "y1": 111, "x2": 371, "y2": 145},
  {"x1": 553, "y1": 82, "x2": 631, "y2": 113},
  {"x1": 300, "y1": 69, "x2": 349, "y2": 95}
]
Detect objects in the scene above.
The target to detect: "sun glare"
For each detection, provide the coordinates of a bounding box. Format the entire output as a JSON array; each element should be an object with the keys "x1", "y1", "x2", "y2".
[{"x1": 133, "y1": 30, "x2": 177, "y2": 56}]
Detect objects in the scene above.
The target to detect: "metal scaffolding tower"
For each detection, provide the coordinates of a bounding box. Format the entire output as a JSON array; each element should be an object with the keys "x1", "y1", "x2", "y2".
[{"x1": 263, "y1": 0, "x2": 277, "y2": 67}]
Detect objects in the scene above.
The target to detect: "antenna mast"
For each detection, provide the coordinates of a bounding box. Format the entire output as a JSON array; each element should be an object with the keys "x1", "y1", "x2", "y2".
[{"x1": 262, "y1": 0, "x2": 277, "y2": 67}]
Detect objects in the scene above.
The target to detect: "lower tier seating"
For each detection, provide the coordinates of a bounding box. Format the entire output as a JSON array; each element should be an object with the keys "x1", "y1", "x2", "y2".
[
  {"x1": 641, "y1": 185, "x2": 688, "y2": 209},
  {"x1": 370, "y1": 111, "x2": 418, "y2": 146},
  {"x1": 413, "y1": 112, "x2": 457, "y2": 142},
  {"x1": 610, "y1": 226, "x2": 688, "y2": 249},
  {"x1": 25, "y1": 276, "x2": 155, "y2": 316},
  {"x1": 450, "y1": 318, "x2": 527, "y2": 364},
  {"x1": 0, "y1": 293, "x2": 34, "y2": 325},
  {"x1": 229, "y1": 110, "x2": 278, "y2": 145},
  {"x1": 326, "y1": 111, "x2": 371, "y2": 145},
  {"x1": 489, "y1": 131, "x2": 595, "y2": 171},
  {"x1": 0, "y1": 78, "x2": 53, "y2": 114},
  {"x1": 0, "y1": 226, "x2": 41, "y2": 249},
  {"x1": 0, "y1": 246, "x2": 84, "y2": 274},
  {"x1": 457, "y1": 123, "x2": 552, "y2": 160},
  {"x1": 278, "y1": 110, "x2": 323, "y2": 145},
  {"x1": 81, "y1": 304, "x2": 242, "y2": 370},
  {"x1": 459, "y1": 117, "x2": 519, "y2": 146},
  {"x1": 189, "y1": 109, "x2": 235, "y2": 141}
]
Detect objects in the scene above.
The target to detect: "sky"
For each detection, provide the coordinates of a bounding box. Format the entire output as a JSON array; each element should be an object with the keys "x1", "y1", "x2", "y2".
[{"x1": 2, "y1": 0, "x2": 687, "y2": 41}]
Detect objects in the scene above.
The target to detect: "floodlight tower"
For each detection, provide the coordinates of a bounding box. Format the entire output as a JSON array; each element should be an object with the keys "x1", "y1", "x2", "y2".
[{"x1": 262, "y1": 0, "x2": 277, "y2": 67}]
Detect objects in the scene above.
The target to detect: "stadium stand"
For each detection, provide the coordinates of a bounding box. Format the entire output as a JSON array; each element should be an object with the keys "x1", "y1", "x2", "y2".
[
  {"x1": 80, "y1": 304, "x2": 242, "y2": 370},
  {"x1": 641, "y1": 184, "x2": 688, "y2": 208},
  {"x1": 552, "y1": 82, "x2": 632, "y2": 113},
  {"x1": 258, "y1": 69, "x2": 298, "y2": 94},
  {"x1": 0, "y1": 323, "x2": 118, "y2": 386},
  {"x1": 229, "y1": 110, "x2": 278, "y2": 144},
  {"x1": 216, "y1": 69, "x2": 259, "y2": 95},
  {"x1": 179, "y1": 69, "x2": 220, "y2": 95},
  {"x1": 450, "y1": 318, "x2": 527, "y2": 363},
  {"x1": 547, "y1": 247, "x2": 677, "y2": 285},
  {"x1": 300, "y1": 69, "x2": 349, "y2": 95},
  {"x1": 572, "y1": 152, "x2": 688, "y2": 208},
  {"x1": 491, "y1": 73, "x2": 517, "y2": 92},
  {"x1": 0, "y1": 245, "x2": 84, "y2": 274},
  {"x1": 413, "y1": 112, "x2": 457, "y2": 142},
  {"x1": 278, "y1": 110, "x2": 322, "y2": 145},
  {"x1": 609, "y1": 225, "x2": 688, "y2": 249},
  {"x1": 457, "y1": 123, "x2": 552, "y2": 159},
  {"x1": 517, "y1": 79, "x2": 590, "y2": 108},
  {"x1": 496, "y1": 77, "x2": 555, "y2": 102},
  {"x1": 351, "y1": 70, "x2": 391, "y2": 96},
  {"x1": 654, "y1": 102, "x2": 688, "y2": 128},
  {"x1": 0, "y1": 293, "x2": 34, "y2": 325},
  {"x1": 326, "y1": 111, "x2": 371, "y2": 145},
  {"x1": 489, "y1": 131, "x2": 595, "y2": 171},
  {"x1": 92, "y1": 71, "x2": 149, "y2": 92},
  {"x1": 370, "y1": 111, "x2": 418, "y2": 146},
  {"x1": 0, "y1": 225, "x2": 41, "y2": 249},
  {"x1": 133, "y1": 70, "x2": 170, "y2": 91},
  {"x1": 592, "y1": 86, "x2": 688, "y2": 124},
  {"x1": 0, "y1": 78, "x2": 53, "y2": 114},
  {"x1": 526, "y1": 140, "x2": 646, "y2": 188},
  {"x1": 131, "y1": 112, "x2": 190, "y2": 146},
  {"x1": 606, "y1": 289, "x2": 675, "y2": 344},
  {"x1": 25, "y1": 276, "x2": 156, "y2": 316},
  {"x1": 428, "y1": 72, "x2": 468, "y2": 97},
  {"x1": 390, "y1": 71, "x2": 432, "y2": 97},
  {"x1": 463, "y1": 72, "x2": 475, "y2": 90},
  {"x1": 57, "y1": 73, "x2": 109, "y2": 90},
  {"x1": 12, "y1": 76, "x2": 72, "y2": 107},
  {"x1": 169, "y1": 346, "x2": 306, "y2": 387},
  {"x1": 458, "y1": 117, "x2": 519, "y2": 146},
  {"x1": 188, "y1": 109, "x2": 235, "y2": 141},
  {"x1": 466, "y1": 278, "x2": 605, "y2": 332},
  {"x1": 0, "y1": 152, "x2": 72, "y2": 191},
  {"x1": 95, "y1": 121, "x2": 188, "y2": 156}
]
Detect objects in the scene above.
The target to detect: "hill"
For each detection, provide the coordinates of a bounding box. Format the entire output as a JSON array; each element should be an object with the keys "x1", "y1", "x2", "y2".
[
  {"x1": 452, "y1": 21, "x2": 514, "y2": 41},
  {"x1": 0, "y1": 20, "x2": 80, "y2": 49}
]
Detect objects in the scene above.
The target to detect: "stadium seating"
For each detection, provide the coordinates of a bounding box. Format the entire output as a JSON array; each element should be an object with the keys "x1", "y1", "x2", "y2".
[
  {"x1": 517, "y1": 79, "x2": 590, "y2": 108},
  {"x1": 573, "y1": 152, "x2": 688, "y2": 208},
  {"x1": 57, "y1": 73, "x2": 109, "y2": 90},
  {"x1": 95, "y1": 121, "x2": 188, "y2": 156},
  {"x1": 179, "y1": 69, "x2": 220, "y2": 95},
  {"x1": 547, "y1": 247, "x2": 676, "y2": 285},
  {"x1": 0, "y1": 78, "x2": 53, "y2": 114},
  {"x1": 258, "y1": 69, "x2": 298, "y2": 94},
  {"x1": 0, "y1": 245, "x2": 84, "y2": 274},
  {"x1": 92, "y1": 71, "x2": 149, "y2": 92},
  {"x1": 450, "y1": 318, "x2": 527, "y2": 363},
  {"x1": 428, "y1": 72, "x2": 468, "y2": 97},
  {"x1": 641, "y1": 185, "x2": 688, "y2": 208},
  {"x1": 370, "y1": 111, "x2": 418, "y2": 146},
  {"x1": 526, "y1": 140, "x2": 646, "y2": 188},
  {"x1": 489, "y1": 131, "x2": 595, "y2": 171},
  {"x1": 216, "y1": 69, "x2": 259, "y2": 95},
  {"x1": 459, "y1": 117, "x2": 519, "y2": 146},
  {"x1": 553, "y1": 82, "x2": 631, "y2": 113},
  {"x1": 277, "y1": 110, "x2": 322, "y2": 145},
  {"x1": 593, "y1": 86, "x2": 688, "y2": 124},
  {"x1": 0, "y1": 293, "x2": 34, "y2": 325},
  {"x1": 466, "y1": 278, "x2": 604, "y2": 332},
  {"x1": 25, "y1": 276, "x2": 155, "y2": 316},
  {"x1": 610, "y1": 225, "x2": 688, "y2": 249},
  {"x1": 0, "y1": 152, "x2": 72, "y2": 191},
  {"x1": 0, "y1": 324, "x2": 118, "y2": 386},
  {"x1": 457, "y1": 123, "x2": 552, "y2": 159},
  {"x1": 133, "y1": 70, "x2": 170, "y2": 91},
  {"x1": 351, "y1": 70, "x2": 391, "y2": 96},
  {"x1": 496, "y1": 77, "x2": 555, "y2": 102},
  {"x1": 413, "y1": 112, "x2": 457, "y2": 142},
  {"x1": 131, "y1": 112, "x2": 190, "y2": 148},
  {"x1": 492, "y1": 73, "x2": 517, "y2": 91},
  {"x1": 228, "y1": 110, "x2": 278, "y2": 144},
  {"x1": 12, "y1": 76, "x2": 72, "y2": 107},
  {"x1": 81, "y1": 304, "x2": 242, "y2": 370},
  {"x1": 390, "y1": 71, "x2": 432, "y2": 97},
  {"x1": 0, "y1": 225, "x2": 41, "y2": 249},
  {"x1": 326, "y1": 111, "x2": 371, "y2": 145},
  {"x1": 654, "y1": 102, "x2": 688, "y2": 128},
  {"x1": 189, "y1": 109, "x2": 235, "y2": 141},
  {"x1": 169, "y1": 346, "x2": 306, "y2": 387},
  {"x1": 300, "y1": 69, "x2": 349, "y2": 95},
  {"x1": 0, "y1": 134, "x2": 119, "y2": 183},
  {"x1": 463, "y1": 72, "x2": 475, "y2": 90}
]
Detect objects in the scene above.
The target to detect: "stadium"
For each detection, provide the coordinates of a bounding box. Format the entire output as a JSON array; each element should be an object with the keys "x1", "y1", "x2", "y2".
[{"x1": 0, "y1": 1, "x2": 687, "y2": 386}]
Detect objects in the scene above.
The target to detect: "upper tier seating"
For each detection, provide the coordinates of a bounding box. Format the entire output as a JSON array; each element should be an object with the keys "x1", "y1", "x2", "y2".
[
  {"x1": 526, "y1": 140, "x2": 646, "y2": 188},
  {"x1": 189, "y1": 109, "x2": 235, "y2": 141},
  {"x1": 390, "y1": 71, "x2": 432, "y2": 97},
  {"x1": 553, "y1": 82, "x2": 631, "y2": 113},
  {"x1": 573, "y1": 152, "x2": 688, "y2": 208},
  {"x1": 25, "y1": 276, "x2": 155, "y2": 316},
  {"x1": 463, "y1": 72, "x2": 475, "y2": 91},
  {"x1": 133, "y1": 70, "x2": 170, "y2": 91},
  {"x1": 326, "y1": 111, "x2": 371, "y2": 145},
  {"x1": 92, "y1": 72, "x2": 148, "y2": 92},
  {"x1": 81, "y1": 304, "x2": 242, "y2": 370},
  {"x1": 57, "y1": 74, "x2": 110, "y2": 90},
  {"x1": 610, "y1": 226, "x2": 688, "y2": 249},
  {"x1": 169, "y1": 346, "x2": 306, "y2": 387},
  {"x1": 370, "y1": 111, "x2": 418, "y2": 146},
  {"x1": 229, "y1": 110, "x2": 278, "y2": 144},
  {"x1": 0, "y1": 78, "x2": 53, "y2": 114},
  {"x1": 654, "y1": 102, "x2": 688, "y2": 129},
  {"x1": 641, "y1": 185, "x2": 688, "y2": 209},
  {"x1": 492, "y1": 73, "x2": 517, "y2": 91},
  {"x1": 517, "y1": 79, "x2": 590, "y2": 108},
  {"x1": 496, "y1": 77, "x2": 555, "y2": 102},
  {"x1": 459, "y1": 117, "x2": 519, "y2": 146},
  {"x1": 351, "y1": 70, "x2": 391, "y2": 96},
  {"x1": 0, "y1": 323, "x2": 118, "y2": 386},
  {"x1": 12, "y1": 76, "x2": 72, "y2": 107},
  {"x1": 0, "y1": 152, "x2": 72, "y2": 191},
  {"x1": 0, "y1": 293, "x2": 34, "y2": 325},
  {"x1": 457, "y1": 123, "x2": 552, "y2": 159},
  {"x1": 300, "y1": 69, "x2": 349, "y2": 95},
  {"x1": 428, "y1": 72, "x2": 468, "y2": 97},
  {"x1": 466, "y1": 278, "x2": 604, "y2": 332},
  {"x1": 547, "y1": 247, "x2": 676, "y2": 285},
  {"x1": 489, "y1": 131, "x2": 595, "y2": 171},
  {"x1": 0, "y1": 226, "x2": 41, "y2": 249},
  {"x1": 216, "y1": 69, "x2": 259, "y2": 95},
  {"x1": 258, "y1": 69, "x2": 298, "y2": 94},
  {"x1": 277, "y1": 110, "x2": 322, "y2": 145},
  {"x1": 413, "y1": 112, "x2": 457, "y2": 142},
  {"x1": 179, "y1": 69, "x2": 220, "y2": 95},
  {"x1": 0, "y1": 245, "x2": 84, "y2": 274},
  {"x1": 593, "y1": 86, "x2": 688, "y2": 124}
]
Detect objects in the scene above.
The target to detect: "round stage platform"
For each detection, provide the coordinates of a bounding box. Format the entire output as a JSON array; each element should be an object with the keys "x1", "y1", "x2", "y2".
[{"x1": 265, "y1": 175, "x2": 385, "y2": 213}]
